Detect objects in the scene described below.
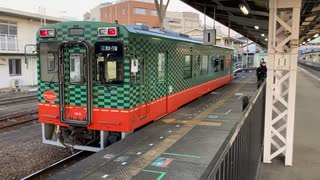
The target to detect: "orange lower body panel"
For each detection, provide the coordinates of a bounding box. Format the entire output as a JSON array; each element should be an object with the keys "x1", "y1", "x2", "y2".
[{"x1": 39, "y1": 75, "x2": 232, "y2": 132}]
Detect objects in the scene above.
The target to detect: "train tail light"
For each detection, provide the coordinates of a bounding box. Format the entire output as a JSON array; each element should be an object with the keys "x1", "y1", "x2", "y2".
[
  {"x1": 98, "y1": 27, "x2": 118, "y2": 37},
  {"x1": 40, "y1": 29, "x2": 55, "y2": 38}
]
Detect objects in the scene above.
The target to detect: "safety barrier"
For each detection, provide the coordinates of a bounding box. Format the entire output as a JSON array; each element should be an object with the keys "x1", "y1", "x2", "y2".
[{"x1": 201, "y1": 82, "x2": 266, "y2": 180}]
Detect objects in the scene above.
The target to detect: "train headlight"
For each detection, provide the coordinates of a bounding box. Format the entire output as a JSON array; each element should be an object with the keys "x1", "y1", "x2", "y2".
[
  {"x1": 40, "y1": 29, "x2": 55, "y2": 38},
  {"x1": 98, "y1": 27, "x2": 118, "y2": 37}
]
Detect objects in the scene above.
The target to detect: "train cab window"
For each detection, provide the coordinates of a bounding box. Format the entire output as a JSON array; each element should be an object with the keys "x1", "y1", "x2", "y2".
[
  {"x1": 184, "y1": 55, "x2": 192, "y2": 79},
  {"x1": 47, "y1": 53, "x2": 55, "y2": 71},
  {"x1": 158, "y1": 53, "x2": 165, "y2": 82},
  {"x1": 39, "y1": 43, "x2": 59, "y2": 82},
  {"x1": 95, "y1": 55, "x2": 123, "y2": 85},
  {"x1": 95, "y1": 42, "x2": 124, "y2": 85},
  {"x1": 201, "y1": 55, "x2": 208, "y2": 75}
]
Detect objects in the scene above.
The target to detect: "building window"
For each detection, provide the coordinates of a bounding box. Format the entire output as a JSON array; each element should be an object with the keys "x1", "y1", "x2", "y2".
[
  {"x1": 0, "y1": 20, "x2": 17, "y2": 51},
  {"x1": 183, "y1": 55, "x2": 192, "y2": 79},
  {"x1": 150, "y1": 10, "x2": 157, "y2": 16},
  {"x1": 122, "y1": 8, "x2": 126, "y2": 15},
  {"x1": 168, "y1": 18, "x2": 181, "y2": 24},
  {"x1": 134, "y1": 8, "x2": 147, "y2": 15},
  {"x1": 9, "y1": 59, "x2": 21, "y2": 76},
  {"x1": 158, "y1": 53, "x2": 165, "y2": 82}
]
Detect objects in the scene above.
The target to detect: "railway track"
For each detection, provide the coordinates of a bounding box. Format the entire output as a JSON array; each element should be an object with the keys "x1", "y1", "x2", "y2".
[
  {"x1": 0, "y1": 94, "x2": 38, "y2": 106},
  {"x1": 0, "y1": 110, "x2": 38, "y2": 129},
  {"x1": 21, "y1": 151, "x2": 93, "y2": 180}
]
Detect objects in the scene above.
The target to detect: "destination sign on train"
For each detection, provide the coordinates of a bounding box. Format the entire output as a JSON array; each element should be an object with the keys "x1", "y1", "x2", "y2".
[{"x1": 100, "y1": 45, "x2": 118, "y2": 52}]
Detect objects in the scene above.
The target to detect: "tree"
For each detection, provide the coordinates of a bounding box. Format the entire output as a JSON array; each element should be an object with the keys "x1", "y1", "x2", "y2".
[{"x1": 154, "y1": 0, "x2": 171, "y2": 31}]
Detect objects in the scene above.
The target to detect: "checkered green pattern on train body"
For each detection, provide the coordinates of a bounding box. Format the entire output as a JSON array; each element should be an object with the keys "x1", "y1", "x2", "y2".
[
  {"x1": 37, "y1": 22, "x2": 131, "y2": 108},
  {"x1": 37, "y1": 21, "x2": 233, "y2": 109},
  {"x1": 126, "y1": 33, "x2": 233, "y2": 108}
]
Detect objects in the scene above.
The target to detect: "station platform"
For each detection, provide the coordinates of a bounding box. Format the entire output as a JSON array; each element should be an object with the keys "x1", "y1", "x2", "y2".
[
  {"x1": 50, "y1": 73, "x2": 258, "y2": 180},
  {"x1": 258, "y1": 66, "x2": 320, "y2": 180}
]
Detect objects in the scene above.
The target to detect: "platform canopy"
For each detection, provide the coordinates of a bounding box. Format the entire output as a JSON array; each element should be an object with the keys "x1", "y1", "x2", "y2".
[{"x1": 181, "y1": 0, "x2": 320, "y2": 47}]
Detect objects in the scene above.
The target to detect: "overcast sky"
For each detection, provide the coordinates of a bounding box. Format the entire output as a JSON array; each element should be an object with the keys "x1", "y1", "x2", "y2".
[{"x1": 0, "y1": 0, "x2": 238, "y2": 36}]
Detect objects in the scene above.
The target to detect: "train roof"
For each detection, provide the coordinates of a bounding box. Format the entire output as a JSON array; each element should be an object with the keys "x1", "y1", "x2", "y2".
[{"x1": 125, "y1": 25, "x2": 233, "y2": 50}]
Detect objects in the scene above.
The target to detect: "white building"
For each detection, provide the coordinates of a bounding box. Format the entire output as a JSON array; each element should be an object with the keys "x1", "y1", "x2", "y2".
[
  {"x1": 165, "y1": 11, "x2": 200, "y2": 32},
  {"x1": 0, "y1": 7, "x2": 64, "y2": 89}
]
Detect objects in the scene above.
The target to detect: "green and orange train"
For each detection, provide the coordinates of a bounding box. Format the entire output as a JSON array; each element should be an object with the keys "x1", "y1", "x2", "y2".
[{"x1": 37, "y1": 21, "x2": 234, "y2": 151}]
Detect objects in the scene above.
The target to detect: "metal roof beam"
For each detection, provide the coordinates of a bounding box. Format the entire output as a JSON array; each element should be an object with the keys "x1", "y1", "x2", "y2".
[{"x1": 190, "y1": 1, "x2": 268, "y2": 17}]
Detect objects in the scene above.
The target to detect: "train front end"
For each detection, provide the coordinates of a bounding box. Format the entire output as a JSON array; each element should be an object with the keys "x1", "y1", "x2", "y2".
[{"x1": 37, "y1": 22, "x2": 132, "y2": 151}]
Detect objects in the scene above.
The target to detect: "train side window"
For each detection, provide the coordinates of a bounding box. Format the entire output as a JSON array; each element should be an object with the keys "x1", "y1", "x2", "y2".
[
  {"x1": 201, "y1": 55, "x2": 208, "y2": 75},
  {"x1": 215, "y1": 56, "x2": 220, "y2": 72},
  {"x1": 184, "y1": 55, "x2": 192, "y2": 79},
  {"x1": 140, "y1": 56, "x2": 145, "y2": 85},
  {"x1": 209, "y1": 56, "x2": 216, "y2": 74},
  {"x1": 130, "y1": 56, "x2": 138, "y2": 85},
  {"x1": 220, "y1": 56, "x2": 225, "y2": 71},
  {"x1": 195, "y1": 55, "x2": 201, "y2": 77},
  {"x1": 158, "y1": 53, "x2": 165, "y2": 82}
]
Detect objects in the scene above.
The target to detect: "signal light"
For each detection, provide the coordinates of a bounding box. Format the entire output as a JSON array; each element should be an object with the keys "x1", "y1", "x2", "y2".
[
  {"x1": 40, "y1": 30, "x2": 48, "y2": 36},
  {"x1": 98, "y1": 27, "x2": 118, "y2": 37},
  {"x1": 108, "y1": 28, "x2": 116, "y2": 36},
  {"x1": 39, "y1": 29, "x2": 55, "y2": 38}
]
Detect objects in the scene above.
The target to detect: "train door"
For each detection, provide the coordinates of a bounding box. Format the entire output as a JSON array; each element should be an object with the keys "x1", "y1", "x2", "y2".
[
  {"x1": 152, "y1": 52, "x2": 168, "y2": 119},
  {"x1": 58, "y1": 41, "x2": 92, "y2": 127},
  {"x1": 140, "y1": 52, "x2": 150, "y2": 121}
]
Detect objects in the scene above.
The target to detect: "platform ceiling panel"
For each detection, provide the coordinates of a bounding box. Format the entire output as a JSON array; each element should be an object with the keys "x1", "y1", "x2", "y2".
[{"x1": 181, "y1": 0, "x2": 320, "y2": 47}]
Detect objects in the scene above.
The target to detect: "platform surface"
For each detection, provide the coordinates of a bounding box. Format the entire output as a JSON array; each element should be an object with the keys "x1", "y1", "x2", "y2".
[
  {"x1": 258, "y1": 66, "x2": 320, "y2": 180},
  {"x1": 50, "y1": 73, "x2": 258, "y2": 180}
]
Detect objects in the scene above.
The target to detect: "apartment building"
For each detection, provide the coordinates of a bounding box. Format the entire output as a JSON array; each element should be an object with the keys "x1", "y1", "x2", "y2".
[
  {"x1": 165, "y1": 11, "x2": 200, "y2": 32},
  {"x1": 99, "y1": 0, "x2": 160, "y2": 28},
  {"x1": 0, "y1": 7, "x2": 63, "y2": 89}
]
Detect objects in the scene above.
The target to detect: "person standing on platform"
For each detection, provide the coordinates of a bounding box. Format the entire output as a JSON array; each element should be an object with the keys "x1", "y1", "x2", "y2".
[{"x1": 256, "y1": 59, "x2": 267, "y2": 88}]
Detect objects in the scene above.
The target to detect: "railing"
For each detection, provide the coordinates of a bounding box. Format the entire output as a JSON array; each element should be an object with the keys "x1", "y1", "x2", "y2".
[
  {"x1": 0, "y1": 34, "x2": 18, "y2": 52},
  {"x1": 0, "y1": 34, "x2": 37, "y2": 54},
  {"x1": 201, "y1": 82, "x2": 266, "y2": 180}
]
